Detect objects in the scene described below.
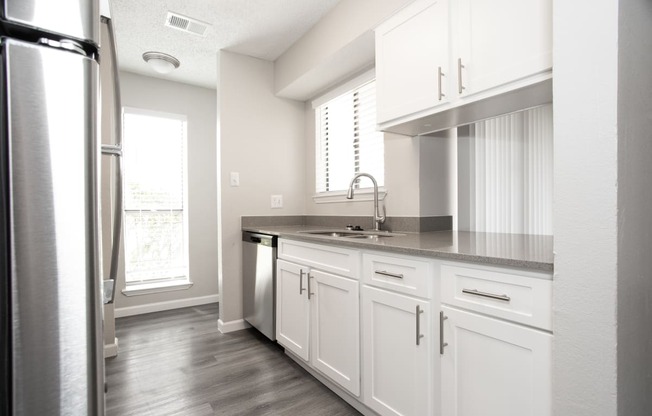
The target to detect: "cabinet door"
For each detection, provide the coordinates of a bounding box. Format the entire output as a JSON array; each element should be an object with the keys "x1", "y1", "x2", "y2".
[
  {"x1": 376, "y1": 0, "x2": 450, "y2": 124},
  {"x1": 276, "y1": 259, "x2": 310, "y2": 361},
  {"x1": 310, "y1": 270, "x2": 360, "y2": 396},
  {"x1": 440, "y1": 306, "x2": 551, "y2": 416},
  {"x1": 362, "y1": 286, "x2": 432, "y2": 416},
  {"x1": 455, "y1": 0, "x2": 552, "y2": 98}
]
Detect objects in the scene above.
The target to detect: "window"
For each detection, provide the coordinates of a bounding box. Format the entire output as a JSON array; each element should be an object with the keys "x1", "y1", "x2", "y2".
[
  {"x1": 457, "y1": 104, "x2": 553, "y2": 235},
  {"x1": 314, "y1": 78, "x2": 384, "y2": 196},
  {"x1": 122, "y1": 108, "x2": 189, "y2": 287}
]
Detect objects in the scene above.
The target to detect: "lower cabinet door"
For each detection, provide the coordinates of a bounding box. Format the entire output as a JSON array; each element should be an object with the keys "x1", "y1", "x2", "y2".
[
  {"x1": 440, "y1": 305, "x2": 552, "y2": 416},
  {"x1": 276, "y1": 259, "x2": 310, "y2": 361},
  {"x1": 362, "y1": 286, "x2": 432, "y2": 416},
  {"x1": 310, "y1": 269, "x2": 360, "y2": 396}
]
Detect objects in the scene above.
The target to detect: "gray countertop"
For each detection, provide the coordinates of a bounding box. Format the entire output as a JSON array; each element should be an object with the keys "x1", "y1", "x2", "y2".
[{"x1": 242, "y1": 225, "x2": 553, "y2": 272}]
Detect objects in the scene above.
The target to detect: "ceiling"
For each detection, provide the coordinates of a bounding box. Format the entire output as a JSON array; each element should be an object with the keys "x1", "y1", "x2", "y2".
[{"x1": 108, "y1": 0, "x2": 342, "y2": 90}]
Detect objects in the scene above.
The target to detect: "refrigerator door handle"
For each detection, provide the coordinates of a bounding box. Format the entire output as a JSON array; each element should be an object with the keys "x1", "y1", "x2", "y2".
[{"x1": 100, "y1": 16, "x2": 123, "y2": 304}]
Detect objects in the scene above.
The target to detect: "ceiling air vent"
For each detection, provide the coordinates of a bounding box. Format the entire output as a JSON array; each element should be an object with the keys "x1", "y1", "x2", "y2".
[{"x1": 165, "y1": 12, "x2": 210, "y2": 37}]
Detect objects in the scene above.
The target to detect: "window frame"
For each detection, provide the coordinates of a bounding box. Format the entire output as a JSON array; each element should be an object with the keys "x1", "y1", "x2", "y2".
[
  {"x1": 311, "y1": 69, "x2": 386, "y2": 203},
  {"x1": 120, "y1": 107, "x2": 191, "y2": 293}
]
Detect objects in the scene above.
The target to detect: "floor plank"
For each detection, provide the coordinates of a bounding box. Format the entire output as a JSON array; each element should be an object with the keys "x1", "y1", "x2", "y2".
[{"x1": 105, "y1": 303, "x2": 361, "y2": 416}]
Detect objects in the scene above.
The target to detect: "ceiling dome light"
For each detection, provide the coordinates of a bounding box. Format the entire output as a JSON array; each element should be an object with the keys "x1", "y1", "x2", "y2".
[{"x1": 142, "y1": 51, "x2": 180, "y2": 74}]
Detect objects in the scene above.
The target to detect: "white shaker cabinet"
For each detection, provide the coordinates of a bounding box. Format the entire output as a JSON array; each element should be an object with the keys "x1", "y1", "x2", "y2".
[
  {"x1": 361, "y1": 251, "x2": 436, "y2": 416},
  {"x1": 362, "y1": 286, "x2": 432, "y2": 416},
  {"x1": 440, "y1": 306, "x2": 552, "y2": 416},
  {"x1": 375, "y1": 0, "x2": 552, "y2": 130},
  {"x1": 439, "y1": 262, "x2": 553, "y2": 416},
  {"x1": 375, "y1": 0, "x2": 450, "y2": 124},
  {"x1": 455, "y1": 0, "x2": 552, "y2": 100},
  {"x1": 276, "y1": 259, "x2": 310, "y2": 361},
  {"x1": 276, "y1": 240, "x2": 361, "y2": 396},
  {"x1": 310, "y1": 268, "x2": 360, "y2": 396}
]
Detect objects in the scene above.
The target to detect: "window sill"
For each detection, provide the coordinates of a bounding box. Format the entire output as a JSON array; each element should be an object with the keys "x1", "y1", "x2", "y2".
[
  {"x1": 313, "y1": 187, "x2": 387, "y2": 204},
  {"x1": 122, "y1": 280, "x2": 194, "y2": 297}
]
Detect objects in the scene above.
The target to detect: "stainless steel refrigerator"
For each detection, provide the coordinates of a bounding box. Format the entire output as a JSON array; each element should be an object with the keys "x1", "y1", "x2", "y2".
[{"x1": 0, "y1": 0, "x2": 117, "y2": 414}]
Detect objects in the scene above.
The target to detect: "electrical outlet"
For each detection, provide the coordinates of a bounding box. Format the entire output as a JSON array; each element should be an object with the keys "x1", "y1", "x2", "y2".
[
  {"x1": 271, "y1": 195, "x2": 283, "y2": 209},
  {"x1": 230, "y1": 172, "x2": 240, "y2": 187}
]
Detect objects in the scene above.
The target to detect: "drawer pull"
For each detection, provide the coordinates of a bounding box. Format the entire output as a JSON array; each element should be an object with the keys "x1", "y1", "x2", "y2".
[
  {"x1": 375, "y1": 270, "x2": 404, "y2": 279},
  {"x1": 415, "y1": 305, "x2": 424, "y2": 346},
  {"x1": 462, "y1": 288, "x2": 511, "y2": 302}
]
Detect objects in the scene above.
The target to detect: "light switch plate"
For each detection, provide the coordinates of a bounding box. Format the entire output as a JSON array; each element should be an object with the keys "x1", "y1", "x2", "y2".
[
  {"x1": 230, "y1": 172, "x2": 240, "y2": 187},
  {"x1": 271, "y1": 195, "x2": 283, "y2": 209}
]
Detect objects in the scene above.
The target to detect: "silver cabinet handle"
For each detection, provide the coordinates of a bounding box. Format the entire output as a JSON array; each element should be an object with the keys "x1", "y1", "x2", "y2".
[
  {"x1": 457, "y1": 58, "x2": 465, "y2": 94},
  {"x1": 440, "y1": 311, "x2": 448, "y2": 355},
  {"x1": 415, "y1": 305, "x2": 424, "y2": 346},
  {"x1": 299, "y1": 269, "x2": 305, "y2": 295},
  {"x1": 307, "y1": 272, "x2": 314, "y2": 300},
  {"x1": 462, "y1": 288, "x2": 511, "y2": 302},
  {"x1": 438, "y1": 66, "x2": 445, "y2": 101},
  {"x1": 374, "y1": 270, "x2": 404, "y2": 279}
]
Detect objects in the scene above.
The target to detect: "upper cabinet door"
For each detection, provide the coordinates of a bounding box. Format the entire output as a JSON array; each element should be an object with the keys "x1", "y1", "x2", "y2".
[
  {"x1": 1, "y1": 0, "x2": 99, "y2": 45},
  {"x1": 455, "y1": 0, "x2": 552, "y2": 99},
  {"x1": 376, "y1": 0, "x2": 450, "y2": 124}
]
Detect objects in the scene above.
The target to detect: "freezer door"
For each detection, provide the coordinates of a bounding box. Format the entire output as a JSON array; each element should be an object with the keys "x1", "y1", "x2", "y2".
[
  {"x1": 1, "y1": 38, "x2": 103, "y2": 415},
  {"x1": 1, "y1": 0, "x2": 99, "y2": 45}
]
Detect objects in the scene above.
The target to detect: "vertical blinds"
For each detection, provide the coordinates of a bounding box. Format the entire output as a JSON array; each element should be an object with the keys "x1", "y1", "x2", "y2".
[
  {"x1": 462, "y1": 105, "x2": 553, "y2": 235},
  {"x1": 315, "y1": 80, "x2": 384, "y2": 193}
]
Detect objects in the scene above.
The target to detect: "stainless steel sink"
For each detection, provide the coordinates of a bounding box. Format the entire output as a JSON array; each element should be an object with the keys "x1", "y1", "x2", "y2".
[{"x1": 299, "y1": 230, "x2": 404, "y2": 238}]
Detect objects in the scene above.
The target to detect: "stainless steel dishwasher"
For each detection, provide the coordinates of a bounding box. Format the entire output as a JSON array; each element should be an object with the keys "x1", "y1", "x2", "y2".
[{"x1": 242, "y1": 231, "x2": 277, "y2": 340}]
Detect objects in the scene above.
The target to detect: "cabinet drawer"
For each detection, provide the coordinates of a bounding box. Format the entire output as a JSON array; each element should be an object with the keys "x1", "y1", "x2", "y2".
[
  {"x1": 363, "y1": 252, "x2": 433, "y2": 298},
  {"x1": 278, "y1": 239, "x2": 360, "y2": 278},
  {"x1": 441, "y1": 263, "x2": 552, "y2": 330}
]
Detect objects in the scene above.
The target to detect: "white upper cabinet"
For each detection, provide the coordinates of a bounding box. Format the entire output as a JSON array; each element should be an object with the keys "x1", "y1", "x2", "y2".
[
  {"x1": 375, "y1": 0, "x2": 552, "y2": 130},
  {"x1": 455, "y1": 0, "x2": 552, "y2": 99},
  {"x1": 376, "y1": 0, "x2": 450, "y2": 124}
]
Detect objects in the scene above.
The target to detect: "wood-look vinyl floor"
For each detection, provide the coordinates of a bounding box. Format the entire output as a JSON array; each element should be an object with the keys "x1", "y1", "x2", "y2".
[{"x1": 105, "y1": 303, "x2": 361, "y2": 416}]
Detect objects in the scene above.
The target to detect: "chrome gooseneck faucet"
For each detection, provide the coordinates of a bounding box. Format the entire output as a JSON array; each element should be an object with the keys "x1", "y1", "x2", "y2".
[{"x1": 346, "y1": 173, "x2": 386, "y2": 231}]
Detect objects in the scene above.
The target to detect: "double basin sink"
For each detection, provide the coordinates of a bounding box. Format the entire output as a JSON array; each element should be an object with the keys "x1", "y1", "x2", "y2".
[{"x1": 299, "y1": 230, "x2": 404, "y2": 240}]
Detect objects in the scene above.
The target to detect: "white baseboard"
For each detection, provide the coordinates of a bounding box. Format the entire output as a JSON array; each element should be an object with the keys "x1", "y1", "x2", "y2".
[
  {"x1": 104, "y1": 337, "x2": 119, "y2": 358},
  {"x1": 115, "y1": 294, "x2": 220, "y2": 318},
  {"x1": 218, "y1": 318, "x2": 251, "y2": 333}
]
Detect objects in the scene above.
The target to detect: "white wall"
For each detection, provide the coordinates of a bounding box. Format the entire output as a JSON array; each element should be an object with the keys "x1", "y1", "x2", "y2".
[
  {"x1": 218, "y1": 51, "x2": 305, "y2": 328},
  {"x1": 616, "y1": 0, "x2": 652, "y2": 413},
  {"x1": 553, "y1": 0, "x2": 619, "y2": 414},
  {"x1": 115, "y1": 72, "x2": 219, "y2": 313},
  {"x1": 274, "y1": 0, "x2": 412, "y2": 100}
]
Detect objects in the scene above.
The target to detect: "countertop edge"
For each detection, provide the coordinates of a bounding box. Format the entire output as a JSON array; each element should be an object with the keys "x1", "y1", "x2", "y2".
[{"x1": 242, "y1": 226, "x2": 554, "y2": 273}]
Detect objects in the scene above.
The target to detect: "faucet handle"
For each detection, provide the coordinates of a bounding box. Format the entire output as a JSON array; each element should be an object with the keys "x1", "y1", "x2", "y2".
[{"x1": 378, "y1": 204, "x2": 386, "y2": 224}]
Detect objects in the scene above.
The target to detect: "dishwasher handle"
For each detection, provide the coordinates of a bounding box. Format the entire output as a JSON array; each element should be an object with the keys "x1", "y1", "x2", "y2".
[{"x1": 242, "y1": 231, "x2": 277, "y2": 247}]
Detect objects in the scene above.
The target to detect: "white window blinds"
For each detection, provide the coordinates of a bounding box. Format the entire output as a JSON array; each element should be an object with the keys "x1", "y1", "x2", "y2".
[
  {"x1": 123, "y1": 109, "x2": 189, "y2": 284},
  {"x1": 315, "y1": 80, "x2": 384, "y2": 193},
  {"x1": 458, "y1": 105, "x2": 553, "y2": 235}
]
